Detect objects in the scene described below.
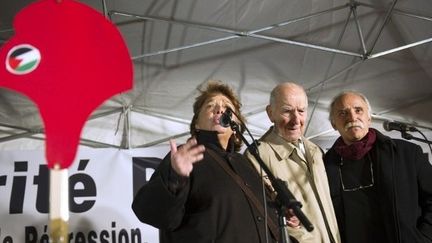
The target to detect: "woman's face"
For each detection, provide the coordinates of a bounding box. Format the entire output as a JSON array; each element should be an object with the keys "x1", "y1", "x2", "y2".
[{"x1": 195, "y1": 93, "x2": 236, "y2": 136}]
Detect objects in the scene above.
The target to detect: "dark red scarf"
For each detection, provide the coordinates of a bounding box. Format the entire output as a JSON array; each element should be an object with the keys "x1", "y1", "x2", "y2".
[{"x1": 334, "y1": 128, "x2": 377, "y2": 160}]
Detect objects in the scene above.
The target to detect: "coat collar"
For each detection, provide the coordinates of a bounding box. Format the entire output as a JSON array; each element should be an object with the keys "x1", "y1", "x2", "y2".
[
  {"x1": 329, "y1": 128, "x2": 394, "y2": 155},
  {"x1": 374, "y1": 128, "x2": 394, "y2": 146},
  {"x1": 260, "y1": 126, "x2": 319, "y2": 164}
]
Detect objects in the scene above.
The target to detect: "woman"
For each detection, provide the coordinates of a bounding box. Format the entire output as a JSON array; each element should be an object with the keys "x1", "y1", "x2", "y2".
[{"x1": 132, "y1": 80, "x2": 280, "y2": 243}]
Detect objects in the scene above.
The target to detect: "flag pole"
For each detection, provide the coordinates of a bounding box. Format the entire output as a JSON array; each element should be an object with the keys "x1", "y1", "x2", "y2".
[{"x1": 49, "y1": 163, "x2": 69, "y2": 243}]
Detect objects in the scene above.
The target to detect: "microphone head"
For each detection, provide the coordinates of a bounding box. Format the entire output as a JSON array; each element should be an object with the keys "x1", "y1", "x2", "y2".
[
  {"x1": 219, "y1": 108, "x2": 232, "y2": 128},
  {"x1": 383, "y1": 120, "x2": 417, "y2": 132},
  {"x1": 383, "y1": 120, "x2": 392, "y2": 131}
]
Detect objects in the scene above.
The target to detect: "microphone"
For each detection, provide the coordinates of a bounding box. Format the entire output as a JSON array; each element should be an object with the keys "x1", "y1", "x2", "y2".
[
  {"x1": 219, "y1": 108, "x2": 233, "y2": 128},
  {"x1": 383, "y1": 120, "x2": 417, "y2": 132}
]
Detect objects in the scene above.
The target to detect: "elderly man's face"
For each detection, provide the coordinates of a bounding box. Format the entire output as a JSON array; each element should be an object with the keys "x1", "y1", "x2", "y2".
[
  {"x1": 332, "y1": 93, "x2": 371, "y2": 145},
  {"x1": 267, "y1": 86, "x2": 307, "y2": 142}
]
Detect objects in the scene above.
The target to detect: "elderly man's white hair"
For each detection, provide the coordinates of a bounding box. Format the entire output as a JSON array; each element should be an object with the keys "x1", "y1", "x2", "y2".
[
  {"x1": 329, "y1": 90, "x2": 372, "y2": 127},
  {"x1": 269, "y1": 82, "x2": 308, "y2": 108}
]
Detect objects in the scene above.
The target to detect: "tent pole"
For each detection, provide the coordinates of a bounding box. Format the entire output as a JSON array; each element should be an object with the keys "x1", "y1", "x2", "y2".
[
  {"x1": 369, "y1": 37, "x2": 432, "y2": 59},
  {"x1": 368, "y1": 0, "x2": 399, "y2": 54},
  {"x1": 101, "y1": 0, "x2": 108, "y2": 18}
]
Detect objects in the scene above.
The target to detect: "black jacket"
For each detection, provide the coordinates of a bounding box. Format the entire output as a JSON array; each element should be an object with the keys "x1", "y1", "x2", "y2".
[
  {"x1": 324, "y1": 130, "x2": 432, "y2": 243},
  {"x1": 132, "y1": 130, "x2": 279, "y2": 243}
]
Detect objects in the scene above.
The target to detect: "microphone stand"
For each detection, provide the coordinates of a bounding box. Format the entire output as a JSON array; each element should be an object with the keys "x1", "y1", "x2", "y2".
[
  {"x1": 229, "y1": 121, "x2": 314, "y2": 243},
  {"x1": 401, "y1": 131, "x2": 432, "y2": 145}
]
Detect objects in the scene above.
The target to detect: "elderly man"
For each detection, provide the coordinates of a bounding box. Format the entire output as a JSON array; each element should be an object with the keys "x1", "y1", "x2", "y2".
[
  {"x1": 246, "y1": 82, "x2": 340, "y2": 243},
  {"x1": 324, "y1": 91, "x2": 432, "y2": 243}
]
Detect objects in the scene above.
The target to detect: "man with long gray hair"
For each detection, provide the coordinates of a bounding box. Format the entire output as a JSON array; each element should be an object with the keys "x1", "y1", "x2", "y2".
[{"x1": 325, "y1": 91, "x2": 432, "y2": 243}]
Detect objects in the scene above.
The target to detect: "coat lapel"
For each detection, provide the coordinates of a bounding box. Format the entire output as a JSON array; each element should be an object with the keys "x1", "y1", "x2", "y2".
[{"x1": 261, "y1": 128, "x2": 310, "y2": 173}]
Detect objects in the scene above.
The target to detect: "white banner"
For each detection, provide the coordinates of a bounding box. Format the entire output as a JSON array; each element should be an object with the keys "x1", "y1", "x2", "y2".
[{"x1": 0, "y1": 146, "x2": 170, "y2": 243}]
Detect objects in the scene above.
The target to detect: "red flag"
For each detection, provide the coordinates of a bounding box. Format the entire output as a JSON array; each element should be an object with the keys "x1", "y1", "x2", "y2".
[{"x1": 0, "y1": 0, "x2": 133, "y2": 168}]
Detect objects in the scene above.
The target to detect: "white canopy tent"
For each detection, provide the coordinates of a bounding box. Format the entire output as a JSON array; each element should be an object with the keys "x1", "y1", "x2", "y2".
[{"x1": 0, "y1": 0, "x2": 431, "y2": 154}]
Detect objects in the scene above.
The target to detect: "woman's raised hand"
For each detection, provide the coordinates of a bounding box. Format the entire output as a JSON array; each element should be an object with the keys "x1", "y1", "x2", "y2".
[{"x1": 169, "y1": 138, "x2": 205, "y2": 177}]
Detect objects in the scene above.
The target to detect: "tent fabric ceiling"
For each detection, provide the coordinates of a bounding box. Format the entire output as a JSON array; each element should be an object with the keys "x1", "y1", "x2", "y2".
[{"x1": 0, "y1": 0, "x2": 431, "y2": 152}]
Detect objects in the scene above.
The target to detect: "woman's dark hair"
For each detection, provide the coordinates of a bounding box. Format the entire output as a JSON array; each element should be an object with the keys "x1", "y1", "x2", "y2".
[{"x1": 190, "y1": 80, "x2": 246, "y2": 152}]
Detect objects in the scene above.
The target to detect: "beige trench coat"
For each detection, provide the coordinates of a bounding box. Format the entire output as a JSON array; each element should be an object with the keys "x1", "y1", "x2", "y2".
[{"x1": 245, "y1": 127, "x2": 340, "y2": 243}]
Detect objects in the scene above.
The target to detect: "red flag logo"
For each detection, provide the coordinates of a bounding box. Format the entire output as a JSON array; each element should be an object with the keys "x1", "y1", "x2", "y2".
[{"x1": 6, "y1": 44, "x2": 41, "y2": 75}]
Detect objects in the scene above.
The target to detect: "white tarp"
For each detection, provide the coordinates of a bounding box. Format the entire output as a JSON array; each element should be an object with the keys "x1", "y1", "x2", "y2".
[{"x1": 0, "y1": 0, "x2": 431, "y2": 151}]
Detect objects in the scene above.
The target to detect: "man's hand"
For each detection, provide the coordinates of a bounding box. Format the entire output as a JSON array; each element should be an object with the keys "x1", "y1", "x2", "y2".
[{"x1": 286, "y1": 209, "x2": 301, "y2": 228}]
